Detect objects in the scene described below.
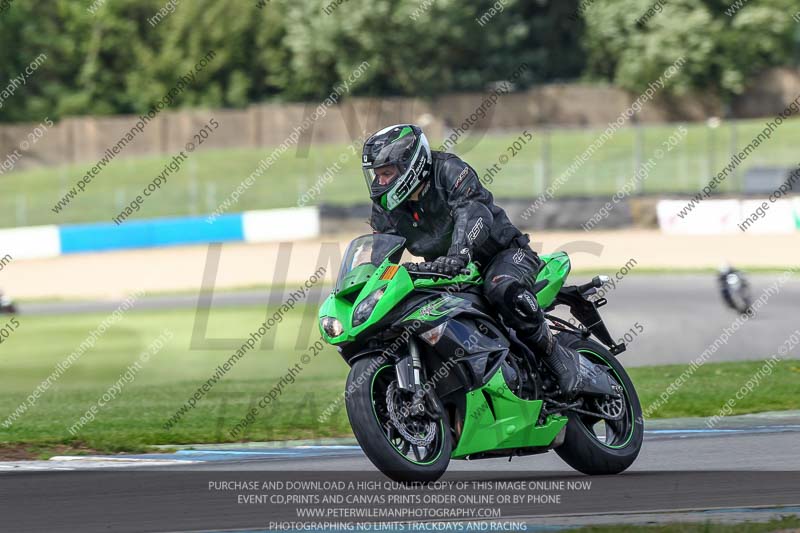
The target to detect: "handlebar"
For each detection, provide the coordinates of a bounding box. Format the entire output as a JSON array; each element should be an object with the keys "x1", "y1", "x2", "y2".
[{"x1": 578, "y1": 275, "x2": 610, "y2": 296}]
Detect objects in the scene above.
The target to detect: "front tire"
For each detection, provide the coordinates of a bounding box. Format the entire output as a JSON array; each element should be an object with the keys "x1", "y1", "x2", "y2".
[
  {"x1": 345, "y1": 357, "x2": 452, "y2": 483},
  {"x1": 554, "y1": 334, "x2": 643, "y2": 475}
]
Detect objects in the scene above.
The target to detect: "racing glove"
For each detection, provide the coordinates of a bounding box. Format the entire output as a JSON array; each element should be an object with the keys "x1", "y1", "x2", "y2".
[
  {"x1": 432, "y1": 254, "x2": 469, "y2": 276},
  {"x1": 402, "y1": 262, "x2": 419, "y2": 272}
]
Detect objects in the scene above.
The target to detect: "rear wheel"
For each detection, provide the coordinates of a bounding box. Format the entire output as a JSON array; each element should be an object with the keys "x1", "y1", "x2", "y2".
[
  {"x1": 554, "y1": 334, "x2": 643, "y2": 475},
  {"x1": 345, "y1": 357, "x2": 452, "y2": 483}
]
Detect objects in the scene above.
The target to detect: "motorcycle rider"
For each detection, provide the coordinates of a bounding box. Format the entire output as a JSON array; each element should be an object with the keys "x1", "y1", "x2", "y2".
[{"x1": 364, "y1": 124, "x2": 586, "y2": 397}]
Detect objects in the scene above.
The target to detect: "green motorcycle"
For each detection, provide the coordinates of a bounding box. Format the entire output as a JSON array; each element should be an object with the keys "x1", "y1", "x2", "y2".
[{"x1": 319, "y1": 234, "x2": 643, "y2": 482}]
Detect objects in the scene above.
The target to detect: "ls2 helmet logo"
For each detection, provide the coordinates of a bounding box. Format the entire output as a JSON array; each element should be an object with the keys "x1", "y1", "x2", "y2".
[{"x1": 389, "y1": 153, "x2": 427, "y2": 204}]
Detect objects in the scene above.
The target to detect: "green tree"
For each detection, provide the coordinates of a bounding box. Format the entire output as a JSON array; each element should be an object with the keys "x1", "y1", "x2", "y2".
[
  {"x1": 581, "y1": 0, "x2": 798, "y2": 100},
  {"x1": 0, "y1": 0, "x2": 588, "y2": 122}
]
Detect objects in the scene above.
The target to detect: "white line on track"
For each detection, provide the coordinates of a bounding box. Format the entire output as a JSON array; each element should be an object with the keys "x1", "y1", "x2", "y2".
[{"x1": 0, "y1": 457, "x2": 201, "y2": 471}]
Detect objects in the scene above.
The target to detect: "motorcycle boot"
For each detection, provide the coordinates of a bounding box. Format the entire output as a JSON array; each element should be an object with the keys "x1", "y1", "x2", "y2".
[{"x1": 506, "y1": 285, "x2": 585, "y2": 398}]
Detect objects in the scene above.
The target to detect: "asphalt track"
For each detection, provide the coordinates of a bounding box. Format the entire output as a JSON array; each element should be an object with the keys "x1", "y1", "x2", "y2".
[
  {"x1": 20, "y1": 273, "x2": 800, "y2": 366},
  {"x1": 1, "y1": 413, "x2": 800, "y2": 532}
]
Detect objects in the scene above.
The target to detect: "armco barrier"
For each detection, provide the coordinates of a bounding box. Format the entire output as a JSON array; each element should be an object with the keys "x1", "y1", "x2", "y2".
[
  {"x1": 242, "y1": 208, "x2": 320, "y2": 243},
  {"x1": 0, "y1": 208, "x2": 320, "y2": 258},
  {"x1": 0, "y1": 225, "x2": 61, "y2": 260},
  {"x1": 657, "y1": 198, "x2": 800, "y2": 234}
]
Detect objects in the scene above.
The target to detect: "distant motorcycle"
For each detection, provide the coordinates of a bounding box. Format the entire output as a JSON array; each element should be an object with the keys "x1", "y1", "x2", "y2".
[
  {"x1": 718, "y1": 266, "x2": 751, "y2": 314},
  {"x1": 0, "y1": 291, "x2": 16, "y2": 314}
]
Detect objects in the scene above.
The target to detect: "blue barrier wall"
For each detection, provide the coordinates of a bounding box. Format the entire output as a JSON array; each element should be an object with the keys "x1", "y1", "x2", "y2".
[
  {"x1": 59, "y1": 214, "x2": 245, "y2": 254},
  {"x1": 0, "y1": 208, "x2": 320, "y2": 258}
]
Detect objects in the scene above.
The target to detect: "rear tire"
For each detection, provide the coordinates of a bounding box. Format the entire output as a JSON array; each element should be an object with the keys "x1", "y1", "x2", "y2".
[
  {"x1": 554, "y1": 334, "x2": 643, "y2": 475},
  {"x1": 345, "y1": 357, "x2": 452, "y2": 483}
]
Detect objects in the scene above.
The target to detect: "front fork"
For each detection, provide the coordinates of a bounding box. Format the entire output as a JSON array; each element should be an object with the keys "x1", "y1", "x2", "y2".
[{"x1": 395, "y1": 338, "x2": 444, "y2": 419}]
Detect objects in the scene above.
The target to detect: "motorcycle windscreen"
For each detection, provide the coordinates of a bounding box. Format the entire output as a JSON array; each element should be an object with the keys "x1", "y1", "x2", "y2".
[{"x1": 336, "y1": 233, "x2": 406, "y2": 293}]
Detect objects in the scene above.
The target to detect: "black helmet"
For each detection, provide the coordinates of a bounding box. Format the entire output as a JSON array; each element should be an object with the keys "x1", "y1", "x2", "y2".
[{"x1": 362, "y1": 124, "x2": 431, "y2": 210}]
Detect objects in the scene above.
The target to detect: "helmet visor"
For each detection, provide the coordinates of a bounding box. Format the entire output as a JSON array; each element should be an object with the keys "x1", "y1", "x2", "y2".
[{"x1": 363, "y1": 164, "x2": 404, "y2": 190}]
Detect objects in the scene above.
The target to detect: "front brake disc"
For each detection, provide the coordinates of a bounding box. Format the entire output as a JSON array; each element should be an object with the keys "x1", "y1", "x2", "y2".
[{"x1": 386, "y1": 382, "x2": 436, "y2": 447}]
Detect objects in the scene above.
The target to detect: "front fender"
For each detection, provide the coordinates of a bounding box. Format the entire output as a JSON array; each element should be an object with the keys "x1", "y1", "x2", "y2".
[{"x1": 340, "y1": 347, "x2": 396, "y2": 368}]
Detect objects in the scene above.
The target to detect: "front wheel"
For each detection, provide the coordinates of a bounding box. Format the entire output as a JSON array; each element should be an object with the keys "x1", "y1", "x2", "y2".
[
  {"x1": 554, "y1": 334, "x2": 643, "y2": 475},
  {"x1": 345, "y1": 357, "x2": 452, "y2": 483}
]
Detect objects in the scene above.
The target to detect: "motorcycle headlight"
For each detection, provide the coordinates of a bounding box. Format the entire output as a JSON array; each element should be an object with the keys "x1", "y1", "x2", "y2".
[
  {"x1": 352, "y1": 287, "x2": 385, "y2": 327},
  {"x1": 320, "y1": 316, "x2": 344, "y2": 338}
]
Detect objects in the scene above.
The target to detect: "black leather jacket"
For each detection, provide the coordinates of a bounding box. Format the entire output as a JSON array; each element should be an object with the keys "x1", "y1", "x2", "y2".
[{"x1": 370, "y1": 151, "x2": 524, "y2": 266}]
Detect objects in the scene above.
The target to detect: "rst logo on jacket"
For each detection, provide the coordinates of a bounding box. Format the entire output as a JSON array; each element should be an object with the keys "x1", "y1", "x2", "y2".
[
  {"x1": 467, "y1": 217, "x2": 484, "y2": 243},
  {"x1": 453, "y1": 166, "x2": 470, "y2": 190}
]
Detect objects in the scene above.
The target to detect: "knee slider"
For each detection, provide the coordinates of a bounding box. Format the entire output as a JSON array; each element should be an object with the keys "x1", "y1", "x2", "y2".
[
  {"x1": 515, "y1": 289, "x2": 540, "y2": 320},
  {"x1": 504, "y1": 283, "x2": 540, "y2": 322}
]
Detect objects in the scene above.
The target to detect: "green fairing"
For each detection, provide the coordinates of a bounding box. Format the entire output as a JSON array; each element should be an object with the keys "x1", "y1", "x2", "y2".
[
  {"x1": 337, "y1": 264, "x2": 377, "y2": 296},
  {"x1": 319, "y1": 253, "x2": 571, "y2": 343},
  {"x1": 534, "y1": 252, "x2": 571, "y2": 308},
  {"x1": 452, "y1": 369, "x2": 568, "y2": 458},
  {"x1": 403, "y1": 294, "x2": 462, "y2": 322},
  {"x1": 318, "y1": 258, "x2": 416, "y2": 344}
]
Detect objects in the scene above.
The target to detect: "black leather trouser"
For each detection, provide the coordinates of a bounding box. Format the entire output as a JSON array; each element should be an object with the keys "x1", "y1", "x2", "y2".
[{"x1": 480, "y1": 238, "x2": 543, "y2": 336}]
